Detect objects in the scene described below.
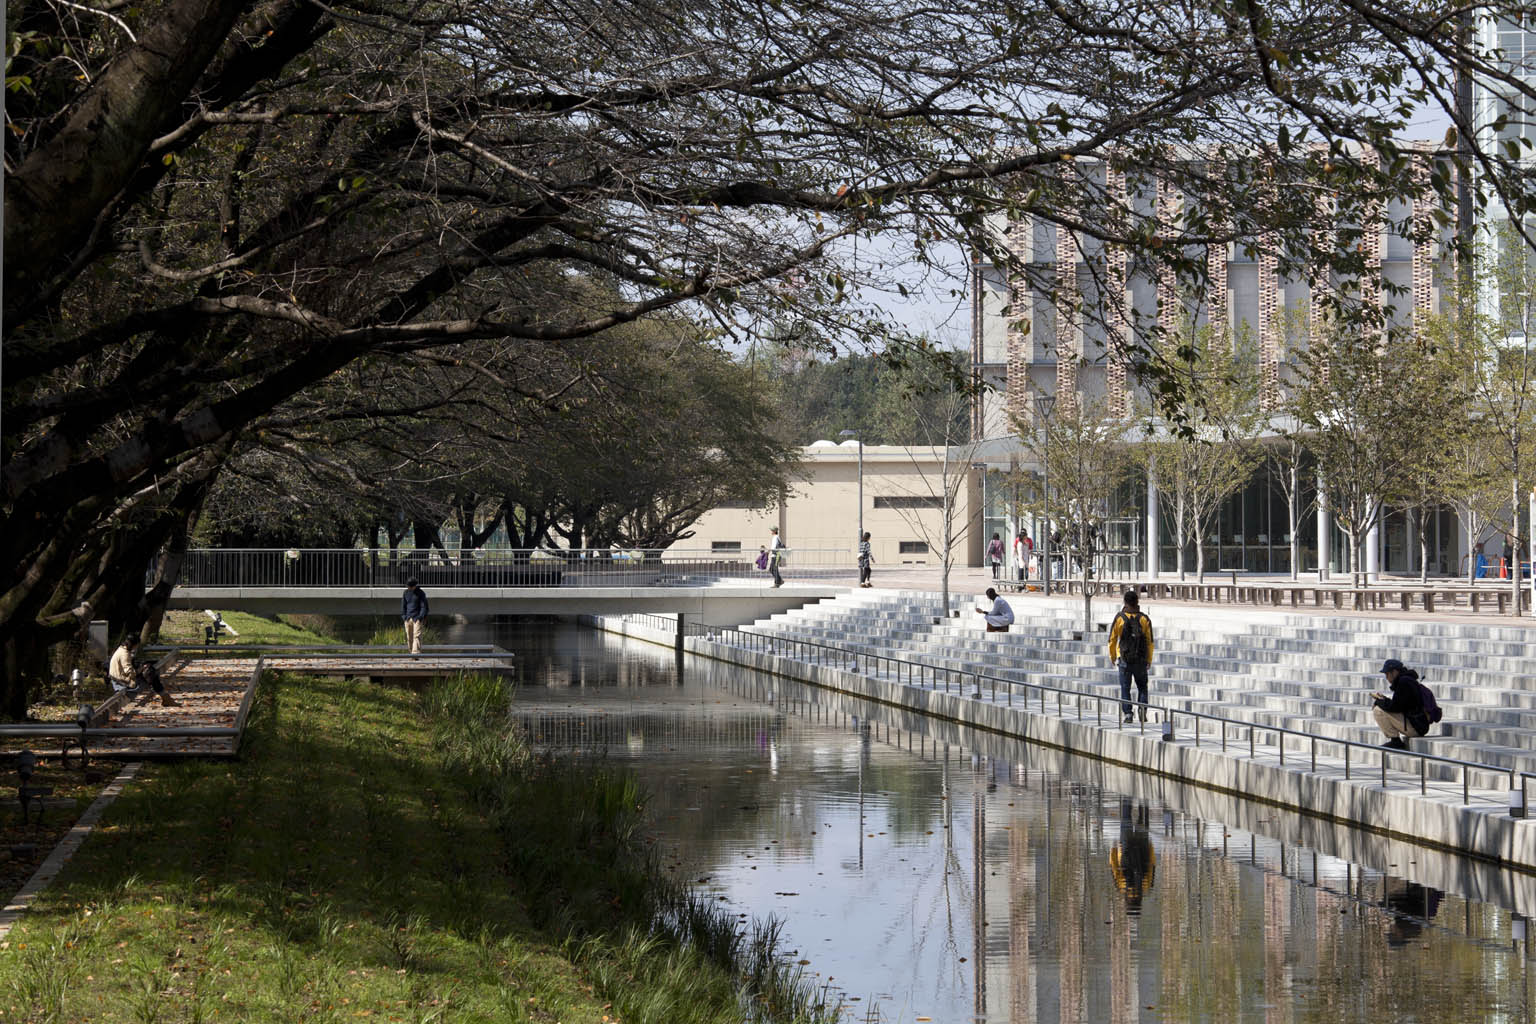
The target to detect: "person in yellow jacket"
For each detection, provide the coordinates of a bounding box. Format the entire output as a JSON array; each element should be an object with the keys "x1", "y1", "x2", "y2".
[{"x1": 1107, "y1": 589, "x2": 1153, "y2": 723}]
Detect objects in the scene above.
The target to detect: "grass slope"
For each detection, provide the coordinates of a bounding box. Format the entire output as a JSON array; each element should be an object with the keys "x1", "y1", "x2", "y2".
[{"x1": 0, "y1": 674, "x2": 834, "y2": 1024}]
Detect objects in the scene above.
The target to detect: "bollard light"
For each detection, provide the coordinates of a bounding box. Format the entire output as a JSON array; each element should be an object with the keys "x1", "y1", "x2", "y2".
[
  {"x1": 1515, "y1": 916, "x2": 1528, "y2": 942},
  {"x1": 1511, "y1": 787, "x2": 1527, "y2": 819},
  {"x1": 1161, "y1": 719, "x2": 1174, "y2": 743}
]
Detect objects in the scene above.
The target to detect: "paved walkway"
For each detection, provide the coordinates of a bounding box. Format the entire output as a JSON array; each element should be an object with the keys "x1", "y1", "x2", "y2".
[{"x1": 784, "y1": 565, "x2": 1535, "y2": 625}]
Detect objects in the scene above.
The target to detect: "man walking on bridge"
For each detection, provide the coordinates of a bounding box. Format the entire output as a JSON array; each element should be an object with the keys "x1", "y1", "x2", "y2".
[{"x1": 402, "y1": 577, "x2": 429, "y2": 654}]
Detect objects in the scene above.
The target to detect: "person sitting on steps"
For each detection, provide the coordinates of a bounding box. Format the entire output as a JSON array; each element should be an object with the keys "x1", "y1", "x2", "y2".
[
  {"x1": 109, "y1": 634, "x2": 178, "y2": 707},
  {"x1": 1373, "y1": 658, "x2": 1429, "y2": 750}
]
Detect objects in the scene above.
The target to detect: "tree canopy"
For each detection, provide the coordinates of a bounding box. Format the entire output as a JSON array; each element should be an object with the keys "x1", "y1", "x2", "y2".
[{"x1": 5, "y1": 0, "x2": 1536, "y2": 709}]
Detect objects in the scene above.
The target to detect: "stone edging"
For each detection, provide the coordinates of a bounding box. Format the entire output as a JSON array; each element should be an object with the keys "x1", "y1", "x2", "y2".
[{"x1": 0, "y1": 762, "x2": 141, "y2": 939}]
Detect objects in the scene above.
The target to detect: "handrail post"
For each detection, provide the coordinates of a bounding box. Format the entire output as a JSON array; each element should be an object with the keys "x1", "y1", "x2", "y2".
[
  {"x1": 1345, "y1": 744, "x2": 1351, "y2": 779},
  {"x1": 1311, "y1": 737, "x2": 1317, "y2": 774},
  {"x1": 1421, "y1": 757, "x2": 1426, "y2": 795}
]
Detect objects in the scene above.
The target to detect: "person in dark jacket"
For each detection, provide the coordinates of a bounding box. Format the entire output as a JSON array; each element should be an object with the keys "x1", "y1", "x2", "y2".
[
  {"x1": 401, "y1": 577, "x2": 429, "y2": 654},
  {"x1": 1372, "y1": 658, "x2": 1428, "y2": 749}
]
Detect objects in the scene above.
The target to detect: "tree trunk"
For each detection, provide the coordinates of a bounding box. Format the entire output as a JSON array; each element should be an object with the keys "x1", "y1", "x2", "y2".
[
  {"x1": 1175, "y1": 493, "x2": 1187, "y2": 581},
  {"x1": 1514, "y1": 475, "x2": 1523, "y2": 616},
  {"x1": 1288, "y1": 458, "x2": 1299, "y2": 581},
  {"x1": 143, "y1": 505, "x2": 198, "y2": 642},
  {"x1": 1419, "y1": 509, "x2": 1430, "y2": 585},
  {"x1": 1081, "y1": 519, "x2": 1092, "y2": 635},
  {"x1": 1465, "y1": 508, "x2": 1479, "y2": 586}
]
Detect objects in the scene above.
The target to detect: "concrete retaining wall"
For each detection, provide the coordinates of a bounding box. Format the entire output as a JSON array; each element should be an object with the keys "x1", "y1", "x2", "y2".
[{"x1": 585, "y1": 613, "x2": 1536, "y2": 876}]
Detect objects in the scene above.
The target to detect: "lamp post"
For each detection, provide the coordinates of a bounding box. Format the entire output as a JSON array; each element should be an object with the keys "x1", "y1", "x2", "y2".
[
  {"x1": 839, "y1": 429, "x2": 864, "y2": 545},
  {"x1": 1035, "y1": 394, "x2": 1056, "y2": 595}
]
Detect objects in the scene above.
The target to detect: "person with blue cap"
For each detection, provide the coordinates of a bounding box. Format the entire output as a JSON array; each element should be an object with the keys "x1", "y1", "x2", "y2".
[{"x1": 1371, "y1": 658, "x2": 1428, "y2": 749}]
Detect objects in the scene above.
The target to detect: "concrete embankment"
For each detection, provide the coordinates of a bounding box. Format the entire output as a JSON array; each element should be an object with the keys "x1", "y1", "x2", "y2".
[{"x1": 582, "y1": 613, "x2": 1536, "y2": 876}]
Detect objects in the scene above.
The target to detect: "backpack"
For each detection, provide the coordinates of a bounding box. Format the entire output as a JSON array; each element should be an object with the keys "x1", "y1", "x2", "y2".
[
  {"x1": 1417, "y1": 679, "x2": 1444, "y2": 725},
  {"x1": 1117, "y1": 611, "x2": 1148, "y2": 666}
]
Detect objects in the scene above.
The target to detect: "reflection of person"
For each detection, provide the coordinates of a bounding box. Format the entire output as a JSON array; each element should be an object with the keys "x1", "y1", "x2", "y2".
[
  {"x1": 768, "y1": 527, "x2": 785, "y2": 588},
  {"x1": 1384, "y1": 878, "x2": 1442, "y2": 947},
  {"x1": 1110, "y1": 800, "x2": 1156, "y2": 914},
  {"x1": 975, "y1": 587, "x2": 1014, "y2": 632},
  {"x1": 401, "y1": 577, "x2": 429, "y2": 654},
  {"x1": 857, "y1": 531, "x2": 874, "y2": 588},
  {"x1": 109, "y1": 635, "x2": 178, "y2": 707}
]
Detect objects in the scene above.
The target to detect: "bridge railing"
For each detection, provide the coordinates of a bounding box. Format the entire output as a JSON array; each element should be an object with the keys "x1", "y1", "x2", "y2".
[{"x1": 170, "y1": 547, "x2": 854, "y2": 588}]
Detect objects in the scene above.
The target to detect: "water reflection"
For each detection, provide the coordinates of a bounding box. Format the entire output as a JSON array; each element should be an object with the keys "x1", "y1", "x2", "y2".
[{"x1": 470, "y1": 621, "x2": 1536, "y2": 1023}]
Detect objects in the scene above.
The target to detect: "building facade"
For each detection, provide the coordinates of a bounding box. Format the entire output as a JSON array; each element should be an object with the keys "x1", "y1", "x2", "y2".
[
  {"x1": 967, "y1": 147, "x2": 1494, "y2": 578},
  {"x1": 672, "y1": 441, "x2": 986, "y2": 569}
]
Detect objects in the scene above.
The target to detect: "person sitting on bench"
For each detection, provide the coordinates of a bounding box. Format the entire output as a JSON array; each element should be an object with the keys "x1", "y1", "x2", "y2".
[
  {"x1": 976, "y1": 588, "x2": 1015, "y2": 632},
  {"x1": 109, "y1": 635, "x2": 178, "y2": 707}
]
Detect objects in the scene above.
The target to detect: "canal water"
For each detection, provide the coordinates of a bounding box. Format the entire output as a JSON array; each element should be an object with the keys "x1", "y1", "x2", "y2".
[{"x1": 467, "y1": 620, "x2": 1536, "y2": 1023}]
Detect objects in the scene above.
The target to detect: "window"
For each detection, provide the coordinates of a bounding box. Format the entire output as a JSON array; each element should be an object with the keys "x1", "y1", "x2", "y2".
[
  {"x1": 874, "y1": 495, "x2": 945, "y2": 510},
  {"x1": 899, "y1": 541, "x2": 930, "y2": 554},
  {"x1": 716, "y1": 499, "x2": 758, "y2": 509},
  {"x1": 711, "y1": 541, "x2": 742, "y2": 552}
]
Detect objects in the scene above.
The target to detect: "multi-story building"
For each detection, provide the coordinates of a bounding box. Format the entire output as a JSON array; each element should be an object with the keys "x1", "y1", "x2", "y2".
[{"x1": 968, "y1": 147, "x2": 1483, "y2": 578}]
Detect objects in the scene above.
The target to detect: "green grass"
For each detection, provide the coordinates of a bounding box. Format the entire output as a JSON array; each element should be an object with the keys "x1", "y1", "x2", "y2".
[
  {"x1": 0, "y1": 673, "x2": 838, "y2": 1024},
  {"x1": 155, "y1": 611, "x2": 340, "y2": 646}
]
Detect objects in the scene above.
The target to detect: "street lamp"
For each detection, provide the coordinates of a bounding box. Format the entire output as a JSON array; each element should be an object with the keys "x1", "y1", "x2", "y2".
[
  {"x1": 839, "y1": 429, "x2": 864, "y2": 545},
  {"x1": 1034, "y1": 394, "x2": 1056, "y2": 595}
]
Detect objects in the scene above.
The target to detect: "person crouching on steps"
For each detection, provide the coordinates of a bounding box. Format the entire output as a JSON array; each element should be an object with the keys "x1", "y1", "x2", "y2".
[
  {"x1": 1108, "y1": 589, "x2": 1153, "y2": 723},
  {"x1": 1373, "y1": 658, "x2": 1428, "y2": 750},
  {"x1": 975, "y1": 588, "x2": 1014, "y2": 632}
]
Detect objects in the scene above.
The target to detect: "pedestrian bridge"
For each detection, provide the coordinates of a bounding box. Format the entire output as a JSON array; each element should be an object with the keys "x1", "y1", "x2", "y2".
[
  {"x1": 165, "y1": 546, "x2": 851, "y2": 624},
  {"x1": 167, "y1": 583, "x2": 839, "y2": 627}
]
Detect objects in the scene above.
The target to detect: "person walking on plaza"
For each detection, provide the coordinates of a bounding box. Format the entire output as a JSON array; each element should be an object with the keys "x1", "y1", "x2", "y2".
[
  {"x1": 1014, "y1": 530, "x2": 1034, "y2": 580},
  {"x1": 1372, "y1": 658, "x2": 1430, "y2": 749},
  {"x1": 768, "y1": 527, "x2": 785, "y2": 588},
  {"x1": 109, "y1": 634, "x2": 178, "y2": 707},
  {"x1": 401, "y1": 577, "x2": 429, "y2": 653},
  {"x1": 975, "y1": 587, "x2": 1014, "y2": 632},
  {"x1": 857, "y1": 531, "x2": 874, "y2": 588},
  {"x1": 1108, "y1": 589, "x2": 1154, "y2": 723},
  {"x1": 987, "y1": 533, "x2": 1005, "y2": 579}
]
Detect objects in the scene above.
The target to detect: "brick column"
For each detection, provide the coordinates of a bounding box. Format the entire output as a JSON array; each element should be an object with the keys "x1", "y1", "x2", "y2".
[
  {"x1": 1003, "y1": 215, "x2": 1034, "y2": 429},
  {"x1": 1054, "y1": 223, "x2": 1079, "y2": 415},
  {"x1": 1410, "y1": 146, "x2": 1438, "y2": 318},
  {"x1": 1258, "y1": 247, "x2": 1281, "y2": 408},
  {"x1": 1105, "y1": 170, "x2": 1131, "y2": 416},
  {"x1": 1155, "y1": 179, "x2": 1183, "y2": 341}
]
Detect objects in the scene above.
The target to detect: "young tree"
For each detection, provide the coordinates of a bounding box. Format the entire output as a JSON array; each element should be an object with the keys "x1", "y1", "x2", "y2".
[
  {"x1": 1437, "y1": 227, "x2": 1536, "y2": 611},
  {"x1": 877, "y1": 360, "x2": 977, "y2": 616},
  {"x1": 1137, "y1": 325, "x2": 1265, "y2": 583},
  {"x1": 1295, "y1": 318, "x2": 1425, "y2": 587},
  {"x1": 1018, "y1": 399, "x2": 1132, "y2": 633}
]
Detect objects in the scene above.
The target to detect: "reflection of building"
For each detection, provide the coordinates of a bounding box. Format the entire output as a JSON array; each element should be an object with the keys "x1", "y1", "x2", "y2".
[
  {"x1": 965, "y1": 148, "x2": 1524, "y2": 577},
  {"x1": 672, "y1": 440, "x2": 986, "y2": 566}
]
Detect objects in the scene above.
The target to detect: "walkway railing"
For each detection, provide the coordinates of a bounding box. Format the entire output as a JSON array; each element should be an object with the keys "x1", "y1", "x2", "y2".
[
  {"x1": 169, "y1": 547, "x2": 853, "y2": 588},
  {"x1": 675, "y1": 619, "x2": 1536, "y2": 813}
]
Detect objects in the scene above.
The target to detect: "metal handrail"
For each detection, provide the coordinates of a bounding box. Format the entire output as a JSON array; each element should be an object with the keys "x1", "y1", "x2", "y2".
[
  {"x1": 164, "y1": 547, "x2": 855, "y2": 588},
  {"x1": 680, "y1": 619, "x2": 1536, "y2": 809}
]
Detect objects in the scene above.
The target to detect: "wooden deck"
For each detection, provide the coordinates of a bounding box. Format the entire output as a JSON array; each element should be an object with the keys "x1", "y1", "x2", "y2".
[{"x1": 2, "y1": 646, "x2": 513, "y2": 760}]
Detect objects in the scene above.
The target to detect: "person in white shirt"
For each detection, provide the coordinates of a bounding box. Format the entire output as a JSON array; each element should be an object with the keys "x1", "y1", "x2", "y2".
[
  {"x1": 975, "y1": 588, "x2": 1014, "y2": 632},
  {"x1": 109, "y1": 635, "x2": 177, "y2": 707},
  {"x1": 768, "y1": 527, "x2": 785, "y2": 587}
]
